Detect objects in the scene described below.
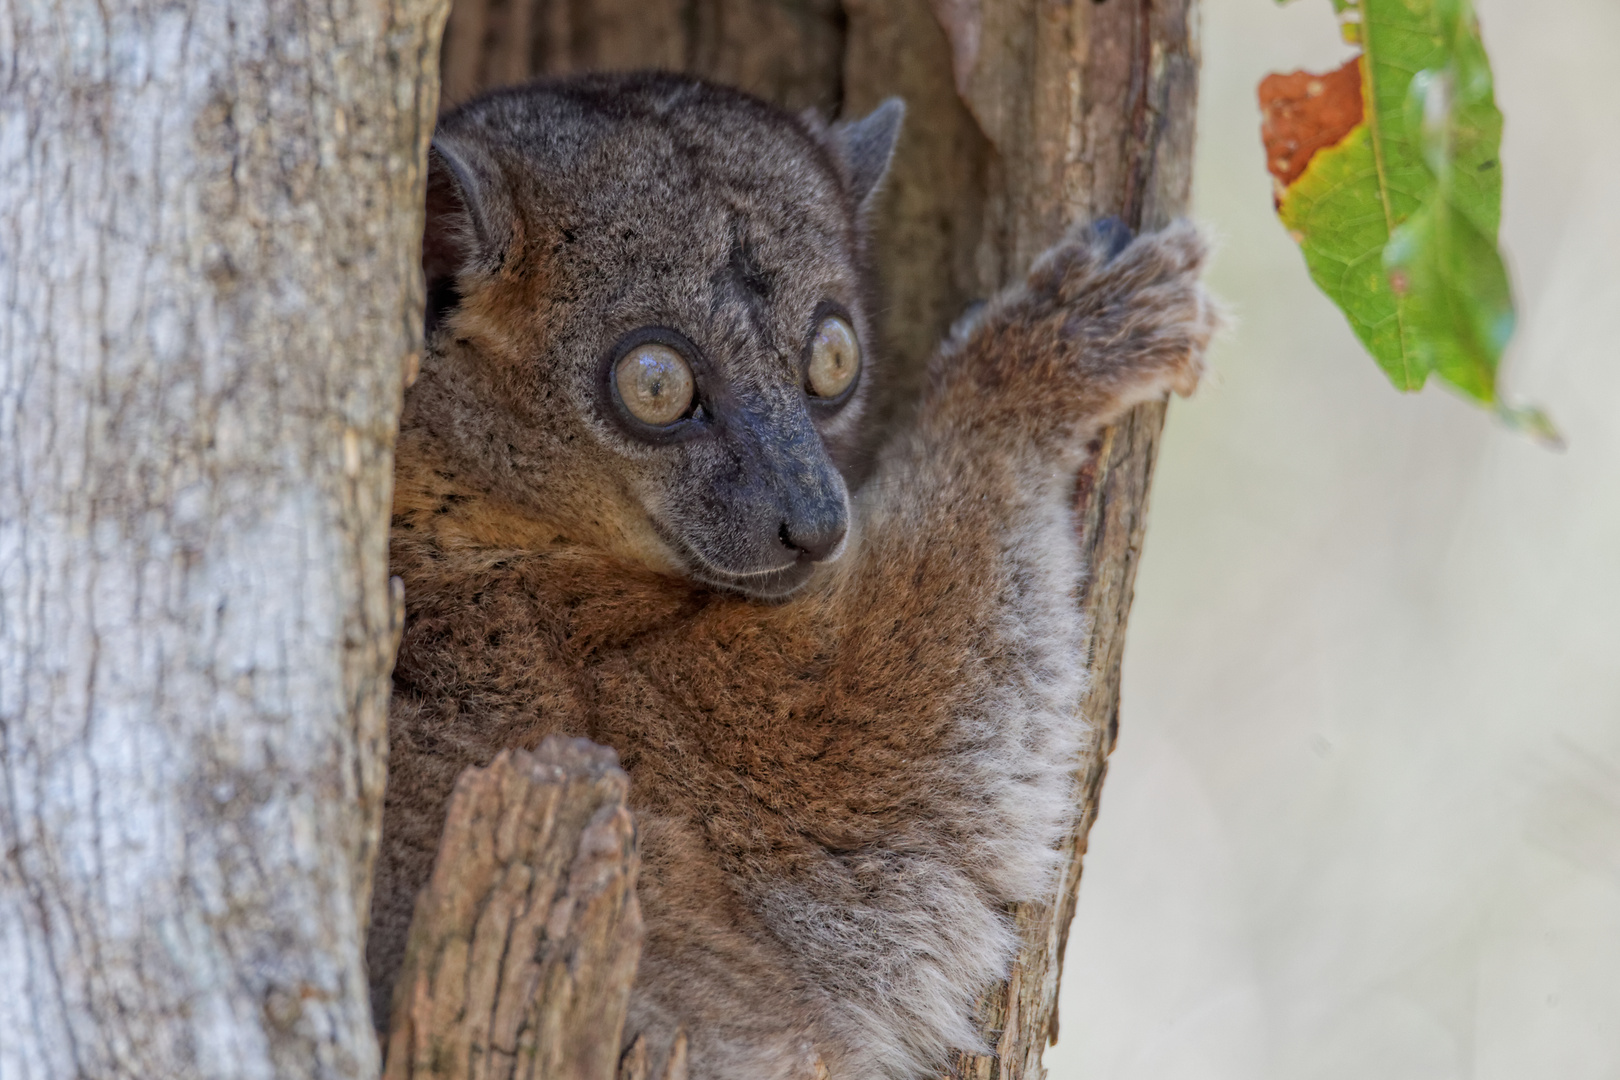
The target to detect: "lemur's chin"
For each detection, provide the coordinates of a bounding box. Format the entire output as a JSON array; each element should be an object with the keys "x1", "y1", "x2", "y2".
[
  {"x1": 687, "y1": 559, "x2": 821, "y2": 602},
  {"x1": 651, "y1": 520, "x2": 841, "y2": 601}
]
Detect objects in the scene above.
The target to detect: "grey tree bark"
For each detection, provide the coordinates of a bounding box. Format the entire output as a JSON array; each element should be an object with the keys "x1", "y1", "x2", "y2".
[
  {"x1": 429, "y1": 1, "x2": 1201, "y2": 1076},
  {"x1": 0, "y1": 2, "x2": 448, "y2": 1076}
]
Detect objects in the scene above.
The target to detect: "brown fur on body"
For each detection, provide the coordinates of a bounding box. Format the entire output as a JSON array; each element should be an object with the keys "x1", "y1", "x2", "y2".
[{"x1": 371, "y1": 73, "x2": 1214, "y2": 1080}]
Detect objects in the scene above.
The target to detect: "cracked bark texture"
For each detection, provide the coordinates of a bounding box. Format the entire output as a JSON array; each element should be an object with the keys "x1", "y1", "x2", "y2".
[
  {"x1": 433, "y1": 0, "x2": 1199, "y2": 1074},
  {"x1": 0, "y1": 1, "x2": 449, "y2": 1077},
  {"x1": 383, "y1": 740, "x2": 643, "y2": 1080}
]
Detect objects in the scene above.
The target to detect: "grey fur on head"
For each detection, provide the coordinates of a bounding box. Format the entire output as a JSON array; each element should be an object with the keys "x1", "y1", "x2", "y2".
[{"x1": 413, "y1": 74, "x2": 903, "y2": 599}]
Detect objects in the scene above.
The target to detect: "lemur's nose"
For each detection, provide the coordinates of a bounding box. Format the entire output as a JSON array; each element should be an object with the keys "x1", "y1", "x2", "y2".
[{"x1": 779, "y1": 519, "x2": 846, "y2": 563}]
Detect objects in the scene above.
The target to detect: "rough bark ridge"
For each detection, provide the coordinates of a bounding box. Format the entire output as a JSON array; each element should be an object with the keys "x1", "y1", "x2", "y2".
[
  {"x1": 0, "y1": 2, "x2": 448, "y2": 1076},
  {"x1": 383, "y1": 740, "x2": 643, "y2": 1080},
  {"x1": 431, "y1": 1, "x2": 1199, "y2": 1075}
]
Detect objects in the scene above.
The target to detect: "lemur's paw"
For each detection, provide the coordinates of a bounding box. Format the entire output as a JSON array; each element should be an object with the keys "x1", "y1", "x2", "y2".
[{"x1": 1025, "y1": 218, "x2": 1219, "y2": 402}]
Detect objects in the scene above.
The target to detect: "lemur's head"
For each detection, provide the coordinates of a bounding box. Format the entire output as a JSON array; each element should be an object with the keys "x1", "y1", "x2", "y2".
[{"x1": 413, "y1": 73, "x2": 901, "y2": 600}]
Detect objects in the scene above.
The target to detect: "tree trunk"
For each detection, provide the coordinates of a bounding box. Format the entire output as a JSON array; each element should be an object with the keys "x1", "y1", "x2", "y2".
[
  {"x1": 432, "y1": 0, "x2": 1200, "y2": 1074},
  {"x1": 0, "y1": 1, "x2": 447, "y2": 1076}
]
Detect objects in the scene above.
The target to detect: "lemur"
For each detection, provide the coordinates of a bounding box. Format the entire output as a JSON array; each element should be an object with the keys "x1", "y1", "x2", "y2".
[{"x1": 369, "y1": 71, "x2": 1214, "y2": 1080}]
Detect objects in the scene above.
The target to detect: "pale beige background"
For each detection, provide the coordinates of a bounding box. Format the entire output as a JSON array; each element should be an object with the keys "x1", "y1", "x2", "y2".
[{"x1": 1048, "y1": 0, "x2": 1620, "y2": 1075}]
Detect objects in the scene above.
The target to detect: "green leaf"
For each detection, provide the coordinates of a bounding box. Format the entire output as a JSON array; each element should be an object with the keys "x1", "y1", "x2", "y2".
[{"x1": 1259, "y1": 0, "x2": 1556, "y2": 442}]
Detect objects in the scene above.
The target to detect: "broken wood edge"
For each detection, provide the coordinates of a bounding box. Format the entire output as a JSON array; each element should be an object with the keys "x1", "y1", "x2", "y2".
[{"x1": 383, "y1": 736, "x2": 643, "y2": 1080}]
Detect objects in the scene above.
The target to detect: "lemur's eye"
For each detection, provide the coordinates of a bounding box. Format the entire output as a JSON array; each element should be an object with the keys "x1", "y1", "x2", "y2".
[
  {"x1": 615, "y1": 344, "x2": 696, "y2": 426},
  {"x1": 807, "y1": 316, "x2": 860, "y2": 399}
]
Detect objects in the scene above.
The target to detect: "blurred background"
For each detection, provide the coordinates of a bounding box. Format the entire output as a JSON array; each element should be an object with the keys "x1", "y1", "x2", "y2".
[{"x1": 1048, "y1": 0, "x2": 1620, "y2": 1076}]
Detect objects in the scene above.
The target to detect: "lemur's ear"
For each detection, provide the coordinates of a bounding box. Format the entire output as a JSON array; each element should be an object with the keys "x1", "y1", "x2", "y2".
[
  {"x1": 423, "y1": 132, "x2": 509, "y2": 335},
  {"x1": 824, "y1": 98, "x2": 905, "y2": 211}
]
